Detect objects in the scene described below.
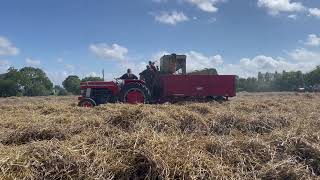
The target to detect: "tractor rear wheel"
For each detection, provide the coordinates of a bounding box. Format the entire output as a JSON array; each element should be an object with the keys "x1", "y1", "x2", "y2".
[
  {"x1": 79, "y1": 98, "x2": 97, "y2": 107},
  {"x1": 119, "y1": 83, "x2": 151, "y2": 104}
]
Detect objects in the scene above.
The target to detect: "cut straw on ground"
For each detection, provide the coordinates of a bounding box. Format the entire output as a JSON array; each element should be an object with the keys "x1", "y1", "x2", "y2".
[{"x1": 0, "y1": 93, "x2": 320, "y2": 179}]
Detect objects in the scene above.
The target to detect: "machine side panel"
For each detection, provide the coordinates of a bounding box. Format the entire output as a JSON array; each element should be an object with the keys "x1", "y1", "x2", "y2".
[
  {"x1": 80, "y1": 81, "x2": 119, "y2": 95},
  {"x1": 160, "y1": 75, "x2": 236, "y2": 97}
]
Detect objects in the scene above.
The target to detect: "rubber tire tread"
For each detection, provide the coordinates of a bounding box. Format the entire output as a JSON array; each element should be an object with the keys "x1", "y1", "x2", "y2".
[
  {"x1": 79, "y1": 98, "x2": 97, "y2": 107},
  {"x1": 119, "y1": 83, "x2": 151, "y2": 104}
]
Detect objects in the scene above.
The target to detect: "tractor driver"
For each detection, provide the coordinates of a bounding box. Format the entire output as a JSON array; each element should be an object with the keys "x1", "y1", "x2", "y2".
[{"x1": 119, "y1": 68, "x2": 138, "y2": 80}]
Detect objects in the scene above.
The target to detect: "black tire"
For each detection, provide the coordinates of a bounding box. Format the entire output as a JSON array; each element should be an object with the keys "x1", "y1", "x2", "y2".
[
  {"x1": 205, "y1": 96, "x2": 215, "y2": 102},
  {"x1": 215, "y1": 96, "x2": 226, "y2": 102},
  {"x1": 119, "y1": 83, "x2": 151, "y2": 104},
  {"x1": 78, "y1": 98, "x2": 97, "y2": 107}
]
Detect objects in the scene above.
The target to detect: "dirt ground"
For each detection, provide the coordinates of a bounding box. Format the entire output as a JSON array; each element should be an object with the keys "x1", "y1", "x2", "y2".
[{"x1": 0, "y1": 93, "x2": 320, "y2": 179}]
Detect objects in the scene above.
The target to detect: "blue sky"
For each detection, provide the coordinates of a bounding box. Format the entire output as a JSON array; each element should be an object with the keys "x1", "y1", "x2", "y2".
[{"x1": 0, "y1": 0, "x2": 320, "y2": 85}]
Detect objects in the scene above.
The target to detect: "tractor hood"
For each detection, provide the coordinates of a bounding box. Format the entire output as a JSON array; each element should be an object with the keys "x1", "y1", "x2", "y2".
[{"x1": 80, "y1": 81, "x2": 116, "y2": 87}]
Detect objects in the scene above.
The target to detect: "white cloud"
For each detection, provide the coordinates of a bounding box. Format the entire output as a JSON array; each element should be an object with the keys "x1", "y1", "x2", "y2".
[
  {"x1": 154, "y1": 11, "x2": 189, "y2": 25},
  {"x1": 86, "y1": 72, "x2": 100, "y2": 77},
  {"x1": 120, "y1": 61, "x2": 148, "y2": 76},
  {"x1": 89, "y1": 43, "x2": 128, "y2": 61},
  {"x1": 239, "y1": 56, "x2": 292, "y2": 72},
  {"x1": 0, "y1": 60, "x2": 10, "y2": 73},
  {"x1": 219, "y1": 55, "x2": 318, "y2": 77},
  {"x1": 46, "y1": 62, "x2": 77, "y2": 85},
  {"x1": 186, "y1": 51, "x2": 223, "y2": 72},
  {"x1": 288, "y1": 48, "x2": 320, "y2": 62},
  {"x1": 26, "y1": 58, "x2": 41, "y2": 66},
  {"x1": 257, "y1": 0, "x2": 305, "y2": 15},
  {"x1": 186, "y1": 0, "x2": 220, "y2": 13},
  {"x1": 288, "y1": 14, "x2": 297, "y2": 19},
  {"x1": 151, "y1": 51, "x2": 170, "y2": 62},
  {"x1": 309, "y1": 8, "x2": 320, "y2": 18},
  {"x1": 305, "y1": 34, "x2": 320, "y2": 46},
  {"x1": 0, "y1": 36, "x2": 20, "y2": 57},
  {"x1": 153, "y1": 0, "x2": 224, "y2": 13},
  {"x1": 147, "y1": 51, "x2": 169, "y2": 68},
  {"x1": 46, "y1": 71, "x2": 69, "y2": 85},
  {"x1": 218, "y1": 48, "x2": 320, "y2": 77}
]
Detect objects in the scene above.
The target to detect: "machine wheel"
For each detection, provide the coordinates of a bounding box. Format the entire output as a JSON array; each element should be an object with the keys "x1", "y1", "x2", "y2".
[
  {"x1": 79, "y1": 98, "x2": 97, "y2": 108},
  {"x1": 119, "y1": 83, "x2": 151, "y2": 104},
  {"x1": 215, "y1": 96, "x2": 226, "y2": 102},
  {"x1": 205, "y1": 96, "x2": 216, "y2": 102}
]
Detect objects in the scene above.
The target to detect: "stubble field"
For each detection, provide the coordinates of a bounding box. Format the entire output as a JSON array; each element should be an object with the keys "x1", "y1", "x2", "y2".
[{"x1": 0, "y1": 93, "x2": 320, "y2": 179}]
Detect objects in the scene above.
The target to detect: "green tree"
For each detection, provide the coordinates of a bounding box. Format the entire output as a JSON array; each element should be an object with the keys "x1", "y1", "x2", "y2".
[
  {"x1": 258, "y1": 72, "x2": 264, "y2": 82},
  {"x1": 0, "y1": 67, "x2": 21, "y2": 97},
  {"x1": 53, "y1": 85, "x2": 68, "y2": 96},
  {"x1": 306, "y1": 66, "x2": 320, "y2": 85},
  {"x1": 19, "y1": 67, "x2": 53, "y2": 96},
  {"x1": 5, "y1": 67, "x2": 21, "y2": 82},
  {"x1": 81, "y1": 76, "x2": 103, "y2": 82},
  {"x1": 0, "y1": 79, "x2": 20, "y2": 97},
  {"x1": 235, "y1": 66, "x2": 320, "y2": 92},
  {"x1": 264, "y1": 72, "x2": 273, "y2": 82},
  {"x1": 63, "y1": 75, "x2": 80, "y2": 95}
]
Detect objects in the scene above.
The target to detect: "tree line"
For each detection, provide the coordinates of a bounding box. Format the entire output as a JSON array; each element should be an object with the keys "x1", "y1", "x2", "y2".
[
  {"x1": 237, "y1": 66, "x2": 320, "y2": 92},
  {"x1": 0, "y1": 67, "x2": 102, "y2": 97},
  {"x1": 1, "y1": 66, "x2": 320, "y2": 97}
]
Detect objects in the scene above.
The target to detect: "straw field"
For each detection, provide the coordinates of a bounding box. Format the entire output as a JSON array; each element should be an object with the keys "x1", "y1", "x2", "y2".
[{"x1": 0, "y1": 93, "x2": 320, "y2": 179}]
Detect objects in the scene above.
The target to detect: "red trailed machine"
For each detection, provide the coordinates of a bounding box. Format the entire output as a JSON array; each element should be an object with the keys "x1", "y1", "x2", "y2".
[{"x1": 78, "y1": 54, "x2": 236, "y2": 107}]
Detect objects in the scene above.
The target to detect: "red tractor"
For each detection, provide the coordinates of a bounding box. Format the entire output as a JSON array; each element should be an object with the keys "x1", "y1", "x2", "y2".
[{"x1": 78, "y1": 54, "x2": 236, "y2": 107}]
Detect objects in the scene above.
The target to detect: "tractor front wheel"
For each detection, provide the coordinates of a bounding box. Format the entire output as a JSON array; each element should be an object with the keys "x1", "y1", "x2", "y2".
[
  {"x1": 119, "y1": 83, "x2": 151, "y2": 104},
  {"x1": 79, "y1": 98, "x2": 97, "y2": 108}
]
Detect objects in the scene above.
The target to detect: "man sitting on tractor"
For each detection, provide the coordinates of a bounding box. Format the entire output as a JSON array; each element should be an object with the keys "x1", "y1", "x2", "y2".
[{"x1": 119, "y1": 68, "x2": 138, "y2": 80}]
